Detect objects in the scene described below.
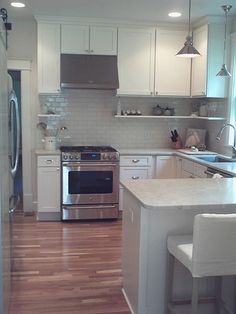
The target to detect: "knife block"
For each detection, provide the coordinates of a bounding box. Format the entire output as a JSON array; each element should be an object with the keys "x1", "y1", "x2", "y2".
[{"x1": 171, "y1": 136, "x2": 182, "y2": 149}]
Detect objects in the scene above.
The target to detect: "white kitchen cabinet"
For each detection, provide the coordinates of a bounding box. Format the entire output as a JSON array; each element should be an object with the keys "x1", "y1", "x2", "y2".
[
  {"x1": 37, "y1": 23, "x2": 61, "y2": 94},
  {"x1": 61, "y1": 24, "x2": 117, "y2": 55},
  {"x1": 117, "y1": 27, "x2": 155, "y2": 95},
  {"x1": 37, "y1": 155, "x2": 61, "y2": 221},
  {"x1": 178, "y1": 157, "x2": 207, "y2": 178},
  {"x1": 155, "y1": 156, "x2": 176, "y2": 178},
  {"x1": 155, "y1": 29, "x2": 191, "y2": 96},
  {"x1": 119, "y1": 155, "x2": 154, "y2": 211},
  {"x1": 191, "y1": 22, "x2": 227, "y2": 97},
  {"x1": 194, "y1": 163, "x2": 208, "y2": 178}
]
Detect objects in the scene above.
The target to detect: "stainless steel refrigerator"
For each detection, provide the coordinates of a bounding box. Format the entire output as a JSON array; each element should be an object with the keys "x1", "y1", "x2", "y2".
[{"x1": 0, "y1": 20, "x2": 20, "y2": 314}]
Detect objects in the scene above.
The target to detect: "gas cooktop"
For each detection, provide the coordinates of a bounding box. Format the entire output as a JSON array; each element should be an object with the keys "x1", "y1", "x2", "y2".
[{"x1": 60, "y1": 146, "x2": 117, "y2": 153}]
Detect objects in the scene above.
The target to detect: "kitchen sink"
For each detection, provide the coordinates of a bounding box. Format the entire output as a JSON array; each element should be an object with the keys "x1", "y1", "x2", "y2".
[{"x1": 195, "y1": 155, "x2": 236, "y2": 163}]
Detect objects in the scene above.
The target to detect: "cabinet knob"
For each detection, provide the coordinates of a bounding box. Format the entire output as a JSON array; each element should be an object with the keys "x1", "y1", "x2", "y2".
[
  {"x1": 156, "y1": 92, "x2": 158, "y2": 95},
  {"x1": 46, "y1": 159, "x2": 53, "y2": 164},
  {"x1": 56, "y1": 168, "x2": 60, "y2": 171},
  {"x1": 90, "y1": 49, "x2": 94, "y2": 53},
  {"x1": 85, "y1": 49, "x2": 89, "y2": 52},
  {"x1": 150, "y1": 92, "x2": 153, "y2": 95},
  {"x1": 132, "y1": 159, "x2": 140, "y2": 163},
  {"x1": 132, "y1": 176, "x2": 140, "y2": 180}
]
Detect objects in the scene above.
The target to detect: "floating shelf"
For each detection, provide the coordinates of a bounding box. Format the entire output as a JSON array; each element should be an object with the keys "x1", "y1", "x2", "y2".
[
  {"x1": 38, "y1": 114, "x2": 61, "y2": 118},
  {"x1": 114, "y1": 115, "x2": 226, "y2": 121}
]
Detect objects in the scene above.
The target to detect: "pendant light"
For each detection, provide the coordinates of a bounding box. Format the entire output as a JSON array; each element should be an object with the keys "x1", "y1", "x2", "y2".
[
  {"x1": 216, "y1": 5, "x2": 232, "y2": 77},
  {"x1": 176, "y1": 0, "x2": 200, "y2": 58}
]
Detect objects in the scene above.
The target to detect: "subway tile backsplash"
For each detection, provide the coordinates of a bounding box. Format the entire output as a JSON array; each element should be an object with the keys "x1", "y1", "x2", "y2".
[{"x1": 38, "y1": 90, "x2": 226, "y2": 150}]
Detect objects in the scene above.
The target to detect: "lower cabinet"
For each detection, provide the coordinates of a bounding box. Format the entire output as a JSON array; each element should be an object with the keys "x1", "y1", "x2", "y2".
[
  {"x1": 119, "y1": 155, "x2": 154, "y2": 211},
  {"x1": 155, "y1": 156, "x2": 176, "y2": 178},
  {"x1": 177, "y1": 157, "x2": 207, "y2": 178},
  {"x1": 37, "y1": 155, "x2": 61, "y2": 221}
]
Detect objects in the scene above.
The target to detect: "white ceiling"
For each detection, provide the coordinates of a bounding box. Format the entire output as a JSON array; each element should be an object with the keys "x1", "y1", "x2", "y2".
[{"x1": 1, "y1": 0, "x2": 236, "y2": 24}]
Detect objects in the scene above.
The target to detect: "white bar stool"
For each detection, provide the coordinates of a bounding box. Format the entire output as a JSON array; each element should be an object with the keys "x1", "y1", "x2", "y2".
[{"x1": 165, "y1": 214, "x2": 236, "y2": 314}]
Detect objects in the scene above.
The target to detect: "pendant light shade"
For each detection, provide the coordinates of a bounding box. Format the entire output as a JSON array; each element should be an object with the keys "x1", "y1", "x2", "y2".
[
  {"x1": 216, "y1": 5, "x2": 232, "y2": 77},
  {"x1": 176, "y1": 0, "x2": 200, "y2": 58},
  {"x1": 216, "y1": 63, "x2": 232, "y2": 77}
]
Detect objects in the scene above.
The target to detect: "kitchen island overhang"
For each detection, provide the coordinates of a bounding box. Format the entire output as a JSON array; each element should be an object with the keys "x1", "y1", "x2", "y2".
[{"x1": 121, "y1": 178, "x2": 236, "y2": 314}]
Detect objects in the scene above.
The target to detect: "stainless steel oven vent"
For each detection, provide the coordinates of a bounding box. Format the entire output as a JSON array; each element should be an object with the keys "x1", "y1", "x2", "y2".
[{"x1": 60, "y1": 54, "x2": 119, "y2": 90}]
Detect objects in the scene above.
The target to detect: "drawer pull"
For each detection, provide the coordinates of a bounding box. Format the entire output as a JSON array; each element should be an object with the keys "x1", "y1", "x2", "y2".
[
  {"x1": 45, "y1": 159, "x2": 53, "y2": 164},
  {"x1": 132, "y1": 159, "x2": 140, "y2": 163},
  {"x1": 132, "y1": 176, "x2": 140, "y2": 180}
]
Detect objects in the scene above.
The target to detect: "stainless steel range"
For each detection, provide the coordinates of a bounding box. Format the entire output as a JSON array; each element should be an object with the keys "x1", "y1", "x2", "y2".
[{"x1": 60, "y1": 146, "x2": 119, "y2": 220}]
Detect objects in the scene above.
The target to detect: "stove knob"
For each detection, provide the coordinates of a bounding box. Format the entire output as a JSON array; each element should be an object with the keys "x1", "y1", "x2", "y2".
[
  {"x1": 69, "y1": 155, "x2": 74, "y2": 160},
  {"x1": 63, "y1": 155, "x2": 68, "y2": 160},
  {"x1": 75, "y1": 155, "x2": 79, "y2": 160},
  {"x1": 102, "y1": 154, "x2": 108, "y2": 160}
]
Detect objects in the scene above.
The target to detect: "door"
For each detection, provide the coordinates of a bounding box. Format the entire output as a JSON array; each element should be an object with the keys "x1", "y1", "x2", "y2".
[
  {"x1": 155, "y1": 29, "x2": 191, "y2": 96},
  {"x1": 117, "y1": 27, "x2": 155, "y2": 95}
]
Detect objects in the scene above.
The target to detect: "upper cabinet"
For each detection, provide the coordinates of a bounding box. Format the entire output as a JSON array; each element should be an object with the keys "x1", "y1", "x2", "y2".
[
  {"x1": 191, "y1": 22, "x2": 227, "y2": 97},
  {"x1": 37, "y1": 23, "x2": 61, "y2": 94},
  {"x1": 155, "y1": 29, "x2": 191, "y2": 96},
  {"x1": 117, "y1": 27, "x2": 191, "y2": 96},
  {"x1": 61, "y1": 24, "x2": 117, "y2": 55},
  {"x1": 117, "y1": 27, "x2": 155, "y2": 96}
]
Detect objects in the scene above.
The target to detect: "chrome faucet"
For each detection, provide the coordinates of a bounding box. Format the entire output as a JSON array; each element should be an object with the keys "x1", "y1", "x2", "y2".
[{"x1": 216, "y1": 123, "x2": 236, "y2": 156}]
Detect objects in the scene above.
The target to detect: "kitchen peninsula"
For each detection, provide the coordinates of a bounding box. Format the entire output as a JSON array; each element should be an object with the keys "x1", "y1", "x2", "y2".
[{"x1": 121, "y1": 178, "x2": 236, "y2": 314}]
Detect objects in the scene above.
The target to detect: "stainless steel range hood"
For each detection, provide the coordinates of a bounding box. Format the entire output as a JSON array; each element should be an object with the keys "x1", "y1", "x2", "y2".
[{"x1": 61, "y1": 54, "x2": 119, "y2": 90}]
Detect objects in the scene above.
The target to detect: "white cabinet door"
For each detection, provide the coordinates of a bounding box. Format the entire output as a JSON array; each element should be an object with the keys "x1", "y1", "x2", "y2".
[
  {"x1": 155, "y1": 156, "x2": 176, "y2": 178},
  {"x1": 90, "y1": 26, "x2": 117, "y2": 55},
  {"x1": 37, "y1": 156, "x2": 60, "y2": 220},
  {"x1": 38, "y1": 23, "x2": 61, "y2": 94},
  {"x1": 191, "y1": 24, "x2": 208, "y2": 97},
  {"x1": 155, "y1": 29, "x2": 191, "y2": 96},
  {"x1": 61, "y1": 25, "x2": 117, "y2": 55},
  {"x1": 117, "y1": 27, "x2": 155, "y2": 95},
  {"x1": 38, "y1": 167, "x2": 60, "y2": 213},
  {"x1": 61, "y1": 24, "x2": 89, "y2": 54},
  {"x1": 192, "y1": 23, "x2": 226, "y2": 97},
  {"x1": 194, "y1": 163, "x2": 207, "y2": 178}
]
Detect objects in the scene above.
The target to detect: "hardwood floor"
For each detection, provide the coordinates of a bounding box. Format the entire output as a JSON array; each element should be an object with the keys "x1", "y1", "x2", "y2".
[{"x1": 9, "y1": 212, "x2": 130, "y2": 314}]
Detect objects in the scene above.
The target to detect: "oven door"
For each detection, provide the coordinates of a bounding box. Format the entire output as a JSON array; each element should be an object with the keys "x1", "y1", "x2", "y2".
[{"x1": 62, "y1": 162, "x2": 119, "y2": 205}]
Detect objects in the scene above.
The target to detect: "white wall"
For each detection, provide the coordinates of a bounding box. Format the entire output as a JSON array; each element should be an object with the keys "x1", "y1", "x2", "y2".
[{"x1": 38, "y1": 91, "x2": 208, "y2": 149}]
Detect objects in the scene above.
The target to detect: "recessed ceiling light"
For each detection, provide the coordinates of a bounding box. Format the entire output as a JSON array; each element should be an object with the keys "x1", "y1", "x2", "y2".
[
  {"x1": 11, "y1": 2, "x2": 26, "y2": 8},
  {"x1": 168, "y1": 12, "x2": 182, "y2": 18}
]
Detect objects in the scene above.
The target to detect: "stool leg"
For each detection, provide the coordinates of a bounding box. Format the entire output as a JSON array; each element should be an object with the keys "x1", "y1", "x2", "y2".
[
  {"x1": 165, "y1": 252, "x2": 175, "y2": 314},
  {"x1": 191, "y1": 277, "x2": 199, "y2": 314},
  {"x1": 214, "y1": 276, "x2": 222, "y2": 314}
]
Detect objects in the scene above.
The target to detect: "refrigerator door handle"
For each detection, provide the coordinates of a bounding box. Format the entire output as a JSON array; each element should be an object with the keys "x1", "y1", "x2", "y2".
[
  {"x1": 9, "y1": 91, "x2": 20, "y2": 178},
  {"x1": 9, "y1": 194, "x2": 20, "y2": 214}
]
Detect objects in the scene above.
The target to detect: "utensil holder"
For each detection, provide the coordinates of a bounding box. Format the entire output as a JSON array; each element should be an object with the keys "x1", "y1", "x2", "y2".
[{"x1": 171, "y1": 136, "x2": 182, "y2": 149}]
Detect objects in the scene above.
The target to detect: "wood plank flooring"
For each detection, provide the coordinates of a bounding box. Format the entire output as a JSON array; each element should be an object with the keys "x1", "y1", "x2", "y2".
[{"x1": 9, "y1": 212, "x2": 130, "y2": 314}]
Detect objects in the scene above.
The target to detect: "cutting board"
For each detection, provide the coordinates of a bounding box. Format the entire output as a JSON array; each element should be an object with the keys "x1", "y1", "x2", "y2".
[{"x1": 177, "y1": 149, "x2": 216, "y2": 155}]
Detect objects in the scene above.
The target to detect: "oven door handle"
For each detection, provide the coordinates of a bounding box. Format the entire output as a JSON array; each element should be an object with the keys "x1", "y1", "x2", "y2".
[
  {"x1": 65, "y1": 205, "x2": 117, "y2": 209},
  {"x1": 62, "y1": 163, "x2": 118, "y2": 167}
]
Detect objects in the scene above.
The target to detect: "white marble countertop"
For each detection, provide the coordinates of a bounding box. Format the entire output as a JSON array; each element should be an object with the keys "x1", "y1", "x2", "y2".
[
  {"x1": 121, "y1": 178, "x2": 236, "y2": 209},
  {"x1": 35, "y1": 149, "x2": 60, "y2": 155},
  {"x1": 117, "y1": 148, "x2": 175, "y2": 155},
  {"x1": 117, "y1": 147, "x2": 236, "y2": 177}
]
